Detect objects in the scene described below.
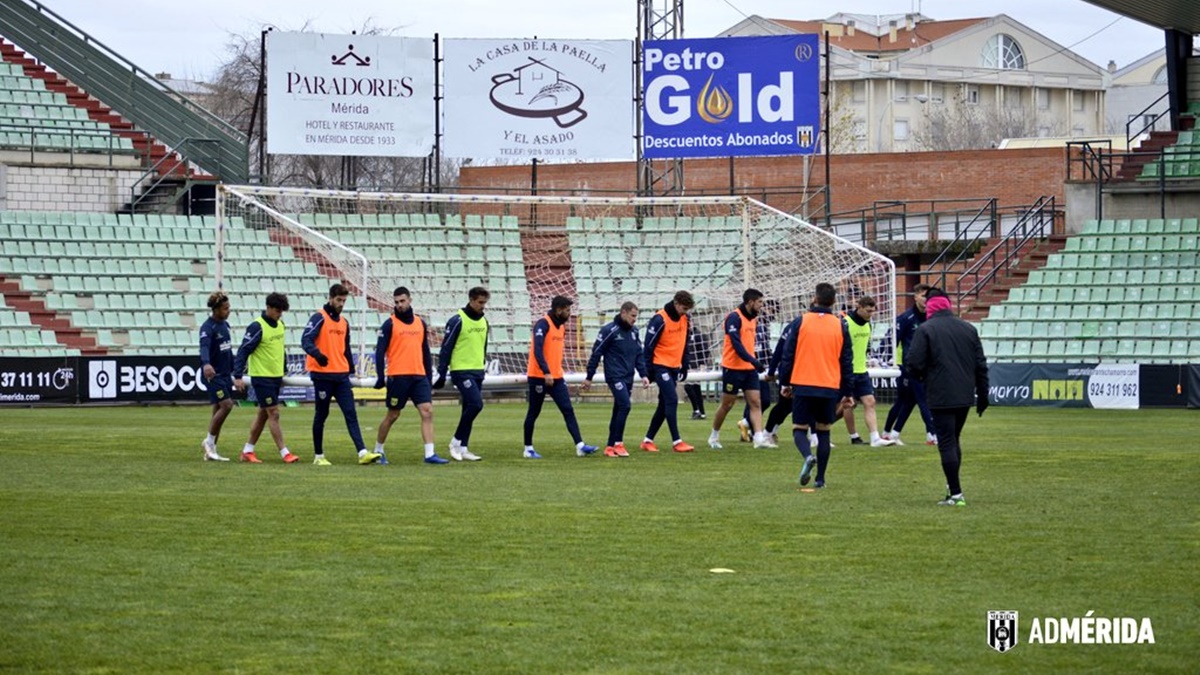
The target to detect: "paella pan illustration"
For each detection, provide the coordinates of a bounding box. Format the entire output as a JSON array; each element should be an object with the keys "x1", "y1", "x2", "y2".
[{"x1": 489, "y1": 57, "x2": 589, "y2": 129}]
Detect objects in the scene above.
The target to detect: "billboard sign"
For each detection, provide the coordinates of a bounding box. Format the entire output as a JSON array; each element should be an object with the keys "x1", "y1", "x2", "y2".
[
  {"x1": 444, "y1": 38, "x2": 635, "y2": 161},
  {"x1": 641, "y1": 35, "x2": 820, "y2": 158},
  {"x1": 267, "y1": 31, "x2": 434, "y2": 156}
]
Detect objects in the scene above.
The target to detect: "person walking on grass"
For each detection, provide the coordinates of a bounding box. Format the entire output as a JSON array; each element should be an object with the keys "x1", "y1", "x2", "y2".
[
  {"x1": 905, "y1": 288, "x2": 989, "y2": 507},
  {"x1": 583, "y1": 301, "x2": 650, "y2": 457},
  {"x1": 199, "y1": 291, "x2": 235, "y2": 462},
  {"x1": 523, "y1": 296, "x2": 599, "y2": 459},
  {"x1": 232, "y1": 292, "x2": 299, "y2": 464},
  {"x1": 373, "y1": 287, "x2": 443, "y2": 465},
  {"x1": 302, "y1": 284, "x2": 382, "y2": 466}
]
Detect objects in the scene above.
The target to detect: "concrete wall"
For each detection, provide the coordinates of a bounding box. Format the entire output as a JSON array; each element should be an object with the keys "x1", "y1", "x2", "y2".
[{"x1": 0, "y1": 164, "x2": 142, "y2": 212}]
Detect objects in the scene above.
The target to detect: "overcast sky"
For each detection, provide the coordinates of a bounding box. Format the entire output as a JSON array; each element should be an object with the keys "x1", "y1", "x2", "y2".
[{"x1": 43, "y1": 0, "x2": 1165, "y2": 81}]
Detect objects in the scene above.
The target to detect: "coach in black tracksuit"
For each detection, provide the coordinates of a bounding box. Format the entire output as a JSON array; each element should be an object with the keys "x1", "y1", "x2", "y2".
[{"x1": 905, "y1": 288, "x2": 989, "y2": 506}]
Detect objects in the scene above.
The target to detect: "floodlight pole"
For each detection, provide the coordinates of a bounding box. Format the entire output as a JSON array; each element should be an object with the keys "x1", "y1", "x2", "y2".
[{"x1": 636, "y1": 0, "x2": 685, "y2": 198}]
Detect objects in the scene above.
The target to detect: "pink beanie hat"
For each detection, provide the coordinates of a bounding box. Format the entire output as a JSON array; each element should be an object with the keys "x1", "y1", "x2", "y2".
[{"x1": 925, "y1": 295, "x2": 952, "y2": 318}]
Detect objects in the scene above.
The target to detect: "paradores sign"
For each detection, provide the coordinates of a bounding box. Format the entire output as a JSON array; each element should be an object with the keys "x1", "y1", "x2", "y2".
[{"x1": 641, "y1": 35, "x2": 821, "y2": 159}]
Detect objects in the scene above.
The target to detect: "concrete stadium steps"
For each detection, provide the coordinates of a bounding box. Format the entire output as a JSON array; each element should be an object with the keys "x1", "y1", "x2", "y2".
[
  {"x1": 0, "y1": 38, "x2": 209, "y2": 181},
  {"x1": 956, "y1": 235, "x2": 1068, "y2": 322},
  {"x1": 0, "y1": 275, "x2": 105, "y2": 355}
]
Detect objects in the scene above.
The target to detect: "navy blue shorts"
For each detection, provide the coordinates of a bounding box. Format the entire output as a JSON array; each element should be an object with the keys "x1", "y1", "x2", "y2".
[
  {"x1": 207, "y1": 374, "x2": 233, "y2": 405},
  {"x1": 721, "y1": 369, "x2": 760, "y2": 395},
  {"x1": 792, "y1": 395, "x2": 839, "y2": 427},
  {"x1": 250, "y1": 377, "x2": 283, "y2": 408},
  {"x1": 386, "y1": 375, "x2": 432, "y2": 410},
  {"x1": 848, "y1": 373, "x2": 875, "y2": 399}
]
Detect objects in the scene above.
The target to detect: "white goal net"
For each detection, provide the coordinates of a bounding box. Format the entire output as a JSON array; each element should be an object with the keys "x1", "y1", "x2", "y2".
[{"x1": 216, "y1": 185, "x2": 896, "y2": 382}]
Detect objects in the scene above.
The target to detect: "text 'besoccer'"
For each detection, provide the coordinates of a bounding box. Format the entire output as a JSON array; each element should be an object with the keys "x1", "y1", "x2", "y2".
[
  {"x1": 643, "y1": 47, "x2": 793, "y2": 125},
  {"x1": 1028, "y1": 613, "x2": 1155, "y2": 645}
]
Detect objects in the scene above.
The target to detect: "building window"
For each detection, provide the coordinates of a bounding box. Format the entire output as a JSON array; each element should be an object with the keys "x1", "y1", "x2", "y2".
[
  {"x1": 1036, "y1": 88, "x2": 1050, "y2": 110},
  {"x1": 1153, "y1": 66, "x2": 1168, "y2": 85},
  {"x1": 852, "y1": 119, "x2": 867, "y2": 140},
  {"x1": 931, "y1": 83, "x2": 945, "y2": 103},
  {"x1": 1006, "y1": 87, "x2": 1022, "y2": 109},
  {"x1": 1073, "y1": 91, "x2": 1085, "y2": 112},
  {"x1": 965, "y1": 84, "x2": 980, "y2": 105},
  {"x1": 893, "y1": 119, "x2": 910, "y2": 141},
  {"x1": 852, "y1": 80, "x2": 866, "y2": 103},
  {"x1": 894, "y1": 80, "x2": 908, "y2": 102},
  {"x1": 981, "y1": 34, "x2": 1026, "y2": 70}
]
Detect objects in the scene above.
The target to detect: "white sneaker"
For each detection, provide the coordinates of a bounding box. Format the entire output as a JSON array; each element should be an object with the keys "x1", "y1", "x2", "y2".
[
  {"x1": 708, "y1": 437, "x2": 723, "y2": 449},
  {"x1": 870, "y1": 437, "x2": 896, "y2": 447},
  {"x1": 202, "y1": 439, "x2": 230, "y2": 462},
  {"x1": 459, "y1": 449, "x2": 482, "y2": 461},
  {"x1": 448, "y1": 437, "x2": 464, "y2": 461},
  {"x1": 889, "y1": 433, "x2": 905, "y2": 446},
  {"x1": 926, "y1": 433, "x2": 938, "y2": 446},
  {"x1": 753, "y1": 434, "x2": 778, "y2": 449}
]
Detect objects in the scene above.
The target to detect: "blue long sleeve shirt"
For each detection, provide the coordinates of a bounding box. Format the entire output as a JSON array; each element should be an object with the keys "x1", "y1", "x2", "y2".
[
  {"x1": 586, "y1": 317, "x2": 648, "y2": 382},
  {"x1": 198, "y1": 317, "x2": 233, "y2": 376},
  {"x1": 895, "y1": 306, "x2": 925, "y2": 365},
  {"x1": 767, "y1": 321, "x2": 796, "y2": 378}
]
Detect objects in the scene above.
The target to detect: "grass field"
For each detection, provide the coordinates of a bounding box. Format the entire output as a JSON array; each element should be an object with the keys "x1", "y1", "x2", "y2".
[{"x1": 1, "y1": 402, "x2": 1197, "y2": 673}]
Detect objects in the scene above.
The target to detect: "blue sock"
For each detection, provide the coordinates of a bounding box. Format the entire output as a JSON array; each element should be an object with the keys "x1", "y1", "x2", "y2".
[{"x1": 792, "y1": 428, "x2": 811, "y2": 459}]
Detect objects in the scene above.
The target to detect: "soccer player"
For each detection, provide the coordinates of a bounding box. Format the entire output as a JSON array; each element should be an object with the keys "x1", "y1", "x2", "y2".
[
  {"x1": 640, "y1": 291, "x2": 697, "y2": 453},
  {"x1": 434, "y1": 286, "x2": 489, "y2": 462},
  {"x1": 583, "y1": 301, "x2": 650, "y2": 457},
  {"x1": 199, "y1": 291, "x2": 234, "y2": 461},
  {"x1": 232, "y1": 292, "x2": 299, "y2": 464},
  {"x1": 905, "y1": 288, "x2": 989, "y2": 507},
  {"x1": 762, "y1": 317, "x2": 800, "y2": 444},
  {"x1": 738, "y1": 300, "x2": 777, "y2": 443},
  {"x1": 778, "y1": 283, "x2": 854, "y2": 489},
  {"x1": 302, "y1": 284, "x2": 382, "y2": 466},
  {"x1": 884, "y1": 284, "x2": 937, "y2": 446},
  {"x1": 840, "y1": 296, "x2": 895, "y2": 447},
  {"x1": 373, "y1": 287, "x2": 443, "y2": 464},
  {"x1": 709, "y1": 289, "x2": 776, "y2": 449},
  {"x1": 523, "y1": 295, "x2": 598, "y2": 459},
  {"x1": 683, "y1": 325, "x2": 708, "y2": 419}
]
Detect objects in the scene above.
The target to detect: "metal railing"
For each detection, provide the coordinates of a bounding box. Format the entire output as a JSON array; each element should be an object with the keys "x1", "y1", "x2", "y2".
[
  {"x1": 0, "y1": 122, "x2": 150, "y2": 166},
  {"x1": 823, "y1": 198, "x2": 1000, "y2": 244},
  {"x1": 128, "y1": 138, "x2": 224, "y2": 213},
  {"x1": 1126, "y1": 91, "x2": 1171, "y2": 148},
  {"x1": 923, "y1": 199, "x2": 998, "y2": 289},
  {"x1": 0, "y1": 0, "x2": 248, "y2": 182},
  {"x1": 955, "y1": 196, "x2": 1059, "y2": 310}
]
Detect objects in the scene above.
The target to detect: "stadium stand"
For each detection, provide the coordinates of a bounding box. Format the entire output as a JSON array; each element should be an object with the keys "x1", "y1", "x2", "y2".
[
  {"x1": 1138, "y1": 121, "x2": 1200, "y2": 180},
  {"x1": 0, "y1": 61, "x2": 136, "y2": 156},
  {"x1": 977, "y1": 218, "x2": 1200, "y2": 362}
]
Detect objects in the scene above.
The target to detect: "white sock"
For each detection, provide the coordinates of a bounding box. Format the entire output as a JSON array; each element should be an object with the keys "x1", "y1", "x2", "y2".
[
  {"x1": 315, "y1": 453, "x2": 325, "y2": 459},
  {"x1": 575, "y1": 441, "x2": 587, "y2": 451},
  {"x1": 205, "y1": 434, "x2": 216, "y2": 446},
  {"x1": 424, "y1": 443, "x2": 435, "y2": 457},
  {"x1": 673, "y1": 438, "x2": 684, "y2": 446},
  {"x1": 951, "y1": 493, "x2": 963, "y2": 500},
  {"x1": 375, "y1": 442, "x2": 385, "y2": 453},
  {"x1": 808, "y1": 433, "x2": 818, "y2": 446},
  {"x1": 644, "y1": 437, "x2": 654, "y2": 444},
  {"x1": 709, "y1": 430, "x2": 720, "y2": 441},
  {"x1": 279, "y1": 447, "x2": 290, "y2": 458},
  {"x1": 849, "y1": 433, "x2": 861, "y2": 440},
  {"x1": 525, "y1": 445, "x2": 535, "y2": 453},
  {"x1": 753, "y1": 431, "x2": 764, "y2": 442},
  {"x1": 242, "y1": 443, "x2": 255, "y2": 455},
  {"x1": 870, "y1": 432, "x2": 882, "y2": 442},
  {"x1": 357, "y1": 448, "x2": 368, "y2": 457}
]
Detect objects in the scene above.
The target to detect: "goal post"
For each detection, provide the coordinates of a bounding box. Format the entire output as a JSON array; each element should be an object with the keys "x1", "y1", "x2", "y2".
[{"x1": 215, "y1": 185, "x2": 898, "y2": 387}]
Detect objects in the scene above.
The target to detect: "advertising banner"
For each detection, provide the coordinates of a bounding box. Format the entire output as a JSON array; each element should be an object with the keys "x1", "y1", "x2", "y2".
[
  {"x1": 443, "y1": 38, "x2": 634, "y2": 161},
  {"x1": 641, "y1": 35, "x2": 821, "y2": 159},
  {"x1": 0, "y1": 356, "x2": 78, "y2": 404},
  {"x1": 267, "y1": 31, "x2": 434, "y2": 156},
  {"x1": 987, "y1": 363, "x2": 1140, "y2": 409},
  {"x1": 80, "y1": 356, "x2": 214, "y2": 403}
]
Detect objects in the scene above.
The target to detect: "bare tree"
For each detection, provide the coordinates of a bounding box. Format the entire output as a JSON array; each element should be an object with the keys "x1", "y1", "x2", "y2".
[{"x1": 911, "y1": 91, "x2": 1045, "y2": 151}]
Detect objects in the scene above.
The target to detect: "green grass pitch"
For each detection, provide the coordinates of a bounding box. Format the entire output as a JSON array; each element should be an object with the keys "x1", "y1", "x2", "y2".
[{"x1": 1, "y1": 403, "x2": 1196, "y2": 672}]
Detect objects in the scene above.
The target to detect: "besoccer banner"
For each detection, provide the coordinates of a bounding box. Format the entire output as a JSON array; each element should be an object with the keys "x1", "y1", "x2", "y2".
[
  {"x1": 641, "y1": 35, "x2": 820, "y2": 159},
  {"x1": 443, "y1": 38, "x2": 635, "y2": 161},
  {"x1": 267, "y1": 31, "x2": 434, "y2": 157}
]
